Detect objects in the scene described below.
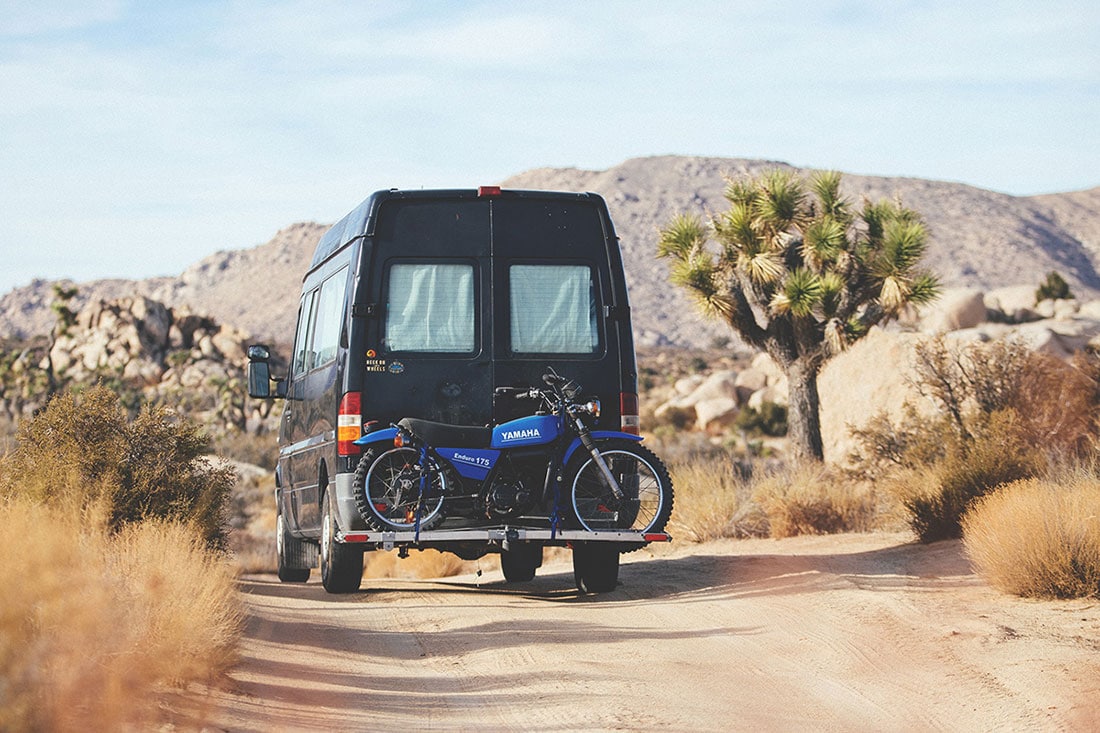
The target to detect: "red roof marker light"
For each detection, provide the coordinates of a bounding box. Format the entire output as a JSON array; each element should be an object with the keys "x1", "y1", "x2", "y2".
[{"x1": 478, "y1": 185, "x2": 502, "y2": 197}]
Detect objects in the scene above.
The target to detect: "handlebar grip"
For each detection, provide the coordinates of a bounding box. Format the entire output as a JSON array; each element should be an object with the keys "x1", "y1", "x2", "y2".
[{"x1": 495, "y1": 386, "x2": 539, "y2": 399}]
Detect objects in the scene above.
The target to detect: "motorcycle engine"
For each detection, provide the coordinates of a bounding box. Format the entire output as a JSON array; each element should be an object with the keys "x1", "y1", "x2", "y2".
[{"x1": 484, "y1": 470, "x2": 535, "y2": 519}]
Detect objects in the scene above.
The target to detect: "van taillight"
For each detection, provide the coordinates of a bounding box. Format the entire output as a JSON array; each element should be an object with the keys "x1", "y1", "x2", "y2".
[
  {"x1": 478, "y1": 185, "x2": 502, "y2": 197},
  {"x1": 620, "y1": 392, "x2": 640, "y2": 435},
  {"x1": 338, "y1": 391, "x2": 362, "y2": 455}
]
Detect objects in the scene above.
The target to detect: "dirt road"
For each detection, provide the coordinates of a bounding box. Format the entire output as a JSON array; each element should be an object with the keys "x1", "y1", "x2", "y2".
[{"x1": 173, "y1": 533, "x2": 1100, "y2": 731}]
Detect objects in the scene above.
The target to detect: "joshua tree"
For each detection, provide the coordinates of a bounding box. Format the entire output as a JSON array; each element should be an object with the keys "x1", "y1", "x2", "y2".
[{"x1": 658, "y1": 169, "x2": 940, "y2": 462}]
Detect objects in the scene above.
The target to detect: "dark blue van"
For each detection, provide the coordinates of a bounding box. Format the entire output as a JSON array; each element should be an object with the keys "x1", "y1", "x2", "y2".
[{"x1": 248, "y1": 187, "x2": 668, "y2": 593}]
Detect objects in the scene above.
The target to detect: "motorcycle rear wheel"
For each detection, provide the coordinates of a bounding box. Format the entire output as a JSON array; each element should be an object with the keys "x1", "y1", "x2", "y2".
[{"x1": 354, "y1": 447, "x2": 446, "y2": 532}]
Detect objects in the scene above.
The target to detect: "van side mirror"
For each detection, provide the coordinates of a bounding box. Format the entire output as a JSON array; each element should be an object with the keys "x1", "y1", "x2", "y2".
[{"x1": 247, "y1": 344, "x2": 285, "y2": 399}]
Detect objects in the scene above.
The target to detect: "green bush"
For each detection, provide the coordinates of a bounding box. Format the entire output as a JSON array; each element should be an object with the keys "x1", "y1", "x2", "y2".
[
  {"x1": 0, "y1": 385, "x2": 234, "y2": 549},
  {"x1": 734, "y1": 401, "x2": 788, "y2": 437},
  {"x1": 1035, "y1": 270, "x2": 1072, "y2": 303}
]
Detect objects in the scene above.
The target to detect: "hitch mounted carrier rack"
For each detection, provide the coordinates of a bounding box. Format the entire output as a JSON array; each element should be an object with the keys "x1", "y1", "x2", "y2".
[{"x1": 337, "y1": 525, "x2": 671, "y2": 552}]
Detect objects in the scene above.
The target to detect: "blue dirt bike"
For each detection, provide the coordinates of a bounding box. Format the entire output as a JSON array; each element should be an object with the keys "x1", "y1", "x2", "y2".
[{"x1": 352, "y1": 370, "x2": 674, "y2": 540}]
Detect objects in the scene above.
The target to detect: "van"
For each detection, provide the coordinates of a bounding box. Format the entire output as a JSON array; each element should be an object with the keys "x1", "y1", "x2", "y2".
[{"x1": 248, "y1": 186, "x2": 644, "y2": 589}]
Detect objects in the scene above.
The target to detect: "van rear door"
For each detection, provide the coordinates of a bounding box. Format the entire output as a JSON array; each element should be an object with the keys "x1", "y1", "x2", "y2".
[
  {"x1": 490, "y1": 196, "x2": 628, "y2": 430},
  {"x1": 360, "y1": 197, "x2": 494, "y2": 426},
  {"x1": 357, "y1": 191, "x2": 631, "y2": 431}
]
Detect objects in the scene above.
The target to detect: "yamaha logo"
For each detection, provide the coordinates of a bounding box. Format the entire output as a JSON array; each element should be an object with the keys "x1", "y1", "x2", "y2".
[{"x1": 501, "y1": 428, "x2": 541, "y2": 442}]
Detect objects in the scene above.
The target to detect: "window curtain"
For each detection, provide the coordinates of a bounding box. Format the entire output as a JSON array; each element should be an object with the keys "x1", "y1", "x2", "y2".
[
  {"x1": 510, "y1": 265, "x2": 597, "y2": 353},
  {"x1": 386, "y1": 263, "x2": 475, "y2": 352}
]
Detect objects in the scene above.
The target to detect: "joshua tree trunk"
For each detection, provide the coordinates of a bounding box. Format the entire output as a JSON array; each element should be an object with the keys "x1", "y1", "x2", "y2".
[{"x1": 782, "y1": 357, "x2": 824, "y2": 463}]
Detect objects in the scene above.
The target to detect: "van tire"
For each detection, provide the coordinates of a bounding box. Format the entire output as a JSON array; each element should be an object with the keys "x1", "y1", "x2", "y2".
[
  {"x1": 354, "y1": 447, "x2": 447, "y2": 532},
  {"x1": 276, "y1": 512, "x2": 312, "y2": 583},
  {"x1": 500, "y1": 543, "x2": 542, "y2": 583},
  {"x1": 572, "y1": 543, "x2": 619, "y2": 594},
  {"x1": 320, "y1": 493, "x2": 364, "y2": 593}
]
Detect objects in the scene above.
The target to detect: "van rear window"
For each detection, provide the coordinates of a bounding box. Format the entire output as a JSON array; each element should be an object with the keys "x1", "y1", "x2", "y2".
[
  {"x1": 385, "y1": 263, "x2": 475, "y2": 352},
  {"x1": 509, "y1": 264, "x2": 598, "y2": 354}
]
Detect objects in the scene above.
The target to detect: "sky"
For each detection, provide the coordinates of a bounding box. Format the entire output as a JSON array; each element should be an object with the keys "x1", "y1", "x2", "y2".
[{"x1": 1, "y1": 1, "x2": 1098, "y2": 294}]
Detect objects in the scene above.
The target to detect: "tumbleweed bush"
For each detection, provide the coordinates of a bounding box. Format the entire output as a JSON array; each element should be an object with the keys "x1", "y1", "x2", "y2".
[{"x1": 963, "y1": 475, "x2": 1100, "y2": 598}]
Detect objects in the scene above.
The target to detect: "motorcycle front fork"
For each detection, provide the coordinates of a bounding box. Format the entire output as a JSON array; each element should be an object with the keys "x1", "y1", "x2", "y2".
[{"x1": 575, "y1": 422, "x2": 625, "y2": 501}]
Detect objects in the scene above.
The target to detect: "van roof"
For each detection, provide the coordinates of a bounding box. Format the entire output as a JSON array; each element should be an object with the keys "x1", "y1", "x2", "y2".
[{"x1": 309, "y1": 188, "x2": 604, "y2": 269}]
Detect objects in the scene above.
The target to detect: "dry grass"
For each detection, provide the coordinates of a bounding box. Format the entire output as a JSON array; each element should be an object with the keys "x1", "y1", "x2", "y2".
[
  {"x1": 752, "y1": 465, "x2": 880, "y2": 539},
  {"x1": 963, "y1": 476, "x2": 1100, "y2": 598},
  {"x1": 666, "y1": 455, "x2": 762, "y2": 541},
  {"x1": 664, "y1": 456, "x2": 884, "y2": 542},
  {"x1": 0, "y1": 499, "x2": 244, "y2": 732}
]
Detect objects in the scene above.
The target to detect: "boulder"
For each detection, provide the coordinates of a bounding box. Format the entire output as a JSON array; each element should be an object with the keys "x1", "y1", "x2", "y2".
[
  {"x1": 750, "y1": 352, "x2": 783, "y2": 385},
  {"x1": 1034, "y1": 298, "x2": 1079, "y2": 321},
  {"x1": 694, "y1": 397, "x2": 739, "y2": 433},
  {"x1": 747, "y1": 384, "x2": 788, "y2": 410},
  {"x1": 673, "y1": 374, "x2": 705, "y2": 396},
  {"x1": 1078, "y1": 300, "x2": 1100, "y2": 320},
  {"x1": 1012, "y1": 319, "x2": 1100, "y2": 358},
  {"x1": 734, "y1": 367, "x2": 768, "y2": 394},
  {"x1": 985, "y1": 285, "x2": 1039, "y2": 322},
  {"x1": 919, "y1": 288, "x2": 987, "y2": 332},
  {"x1": 817, "y1": 328, "x2": 925, "y2": 465}
]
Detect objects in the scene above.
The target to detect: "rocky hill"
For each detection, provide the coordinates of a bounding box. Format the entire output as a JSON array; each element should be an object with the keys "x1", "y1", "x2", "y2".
[{"x1": 2, "y1": 156, "x2": 1099, "y2": 348}]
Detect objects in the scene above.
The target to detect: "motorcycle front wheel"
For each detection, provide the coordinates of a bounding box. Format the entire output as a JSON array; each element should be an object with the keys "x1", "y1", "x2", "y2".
[
  {"x1": 354, "y1": 447, "x2": 447, "y2": 532},
  {"x1": 566, "y1": 439, "x2": 673, "y2": 534}
]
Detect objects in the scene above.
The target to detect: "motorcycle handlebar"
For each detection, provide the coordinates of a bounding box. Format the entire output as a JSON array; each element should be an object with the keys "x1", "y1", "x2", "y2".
[{"x1": 494, "y1": 386, "x2": 540, "y2": 399}]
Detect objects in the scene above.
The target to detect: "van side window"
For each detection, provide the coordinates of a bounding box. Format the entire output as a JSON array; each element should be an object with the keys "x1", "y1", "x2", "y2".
[
  {"x1": 509, "y1": 264, "x2": 599, "y2": 354},
  {"x1": 312, "y1": 267, "x2": 348, "y2": 367},
  {"x1": 385, "y1": 263, "x2": 475, "y2": 352},
  {"x1": 292, "y1": 290, "x2": 317, "y2": 376}
]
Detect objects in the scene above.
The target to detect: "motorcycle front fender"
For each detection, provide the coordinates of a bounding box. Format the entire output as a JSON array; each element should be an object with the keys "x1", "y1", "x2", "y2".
[
  {"x1": 352, "y1": 427, "x2": 400, "y2": 448},
  {"x1": 562, "y1": 431, "x2": 643, "y2": 466}
]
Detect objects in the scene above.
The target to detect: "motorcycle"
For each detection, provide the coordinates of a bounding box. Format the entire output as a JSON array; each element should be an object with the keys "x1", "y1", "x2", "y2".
[{"x1": 352, "y1": 369, "x2": 673, "y2": 539}]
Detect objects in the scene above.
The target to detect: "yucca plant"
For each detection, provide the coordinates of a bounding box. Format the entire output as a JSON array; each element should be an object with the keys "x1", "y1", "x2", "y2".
[{"x1": 658, "y1": 169, "x2": 940, "y2": 461}]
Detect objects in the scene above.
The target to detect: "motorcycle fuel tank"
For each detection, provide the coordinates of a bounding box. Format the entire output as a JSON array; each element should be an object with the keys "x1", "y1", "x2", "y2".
[{"x1": 490, "y1": 414, "x2": 560, "y2": 449}]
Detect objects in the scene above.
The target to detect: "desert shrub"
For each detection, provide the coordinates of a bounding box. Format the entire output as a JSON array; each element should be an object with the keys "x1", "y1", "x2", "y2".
[
  {"x1": 963, "y1": 476, "x2": 1100, "y2": 598},
  {"x1": 0, "y1": 499, "x2": 243, "y2": 732},
  {"x1": 752, "y1": 465, "x2": 879, "y2": 538},
  {"x1": 648, "y1": 404, "x2": 697, "y2": 433},
  {"x1": 0, "y1": 385, "x2": 234, "y2": 548},
  {"x1": 853, "y1": 336, "x2": 1098, "y2": 542},
  {"x1": 1036, "y1": 270, "x2": 1073, "y2": 303},
  {"x1": 891, "y1": 410, "x2": 1044, "y2": 543},
  {"x1": 734, "y1": 400, "x2": 788, "y2": 437},
  {"x1": 848, "y1": 405, "x2": 954, "y2": 478}
]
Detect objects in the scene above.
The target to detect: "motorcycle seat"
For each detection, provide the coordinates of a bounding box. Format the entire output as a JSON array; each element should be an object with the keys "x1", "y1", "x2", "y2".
[{"x1": 398, "y1": 417, "x2": 491, "y2": 449}]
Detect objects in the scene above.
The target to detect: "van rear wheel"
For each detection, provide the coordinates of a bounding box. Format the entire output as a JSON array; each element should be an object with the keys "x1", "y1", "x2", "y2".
[
  {"x1": 276, "y1": 512, "x2": 312, "y2": 583},
  {"x1": 500, "y1": 543, "x2": 542, "y2": 583},
  {"x1": 572, "y1": 543, "x2": 619, "y2": 594},
  {"x1": 320, "y1": 493, "x2": 364, "y2": 593}
]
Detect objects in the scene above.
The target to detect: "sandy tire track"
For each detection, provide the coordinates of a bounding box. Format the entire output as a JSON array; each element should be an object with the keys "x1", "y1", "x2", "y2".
[{"x1": 168, "y1": 533, "x2": 1100, "y2": 731}]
